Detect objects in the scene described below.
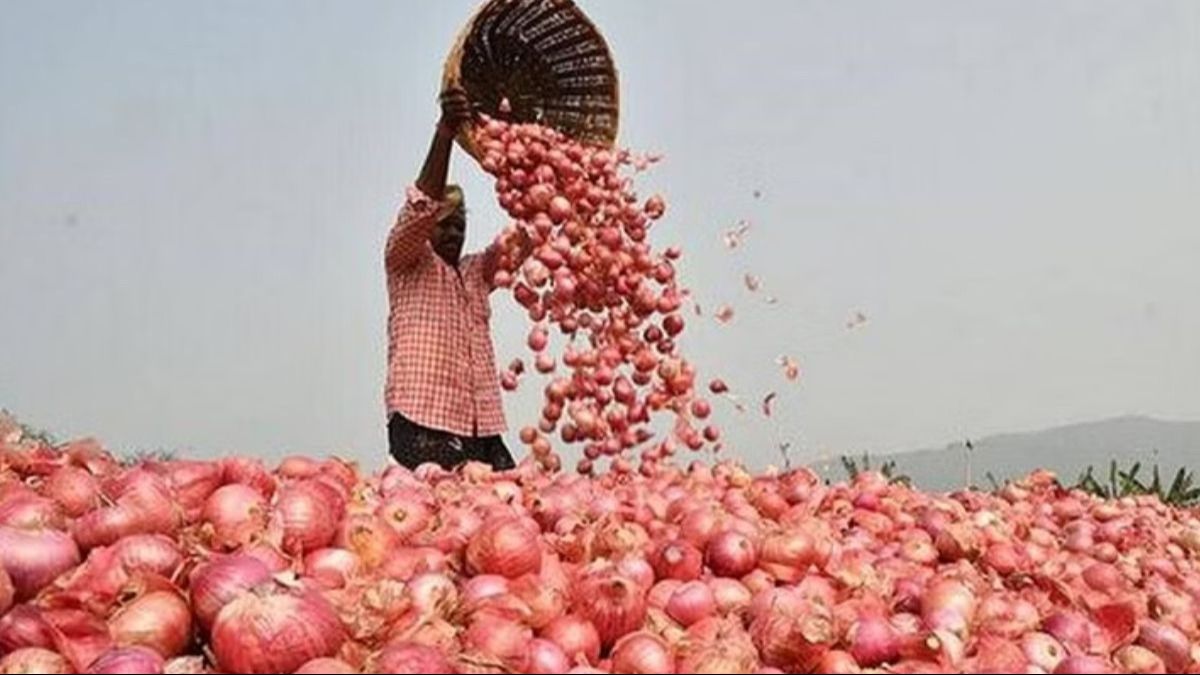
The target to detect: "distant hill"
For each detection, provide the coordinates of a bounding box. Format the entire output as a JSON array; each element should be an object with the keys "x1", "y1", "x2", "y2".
[{"x1": 814, "y1": 416, "x2": 1200, "y2": 492}]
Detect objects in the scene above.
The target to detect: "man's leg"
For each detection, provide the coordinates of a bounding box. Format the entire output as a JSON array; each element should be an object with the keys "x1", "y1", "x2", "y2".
[{"x1": 388, "y1": 413, "x2": 467, "y2": 470}]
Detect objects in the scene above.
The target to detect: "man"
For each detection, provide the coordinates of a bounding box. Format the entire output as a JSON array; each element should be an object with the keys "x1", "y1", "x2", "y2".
[{"x1": 384, "y1": 87, "x2": 527, "y2": 471}]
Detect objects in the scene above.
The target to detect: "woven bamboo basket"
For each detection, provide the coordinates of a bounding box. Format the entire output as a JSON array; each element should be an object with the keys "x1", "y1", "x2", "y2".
[{"x1": 443, "y1": 0, "x2": 620, "y2": 160}]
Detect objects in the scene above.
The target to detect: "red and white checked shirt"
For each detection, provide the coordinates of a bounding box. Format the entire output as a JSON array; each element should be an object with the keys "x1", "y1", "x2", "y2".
[{"x1": 384, "y1": 186, "x2": 506, "y2": 437}]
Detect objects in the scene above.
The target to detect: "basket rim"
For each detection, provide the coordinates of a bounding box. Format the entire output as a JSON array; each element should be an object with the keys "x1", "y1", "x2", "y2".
[{"x1": 442, "y1": 0, "x2": 620, "y2": 160}]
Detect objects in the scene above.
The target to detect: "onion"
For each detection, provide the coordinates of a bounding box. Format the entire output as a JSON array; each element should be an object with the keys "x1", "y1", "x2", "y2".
[
  {"x1": 1114, "y1": 645, "x2": 1167, "y2": 675},
  {"x1": 163, "y1": 656, "x2": 206, "y2": 674},
  {"x1": 242, "y1": 540, "x2": 290, "y2": 573},
  {"x1": 709, "y1": 578, "x2": 752, "y2": 617},
  {"x1": 337, "y1": 513, "x2": 401, "y2": 570},
  {"x1": 42, "y1": 466, "x2": 99, "y2": 517},
  {"x1": 219, "y1": 457, "x2": 276, "y2": 498},
  {"x1": 277, "y1": 456, "x2": 321, "y2": 480},
  {"x1": 541, "y1": 615, "x2": 602, "y2": 666},
  {"x1": 295, "y1": 657, "x2": 358, "y2": 674},
  {"x1": 616, "y1": 557, "x2": 655, "y2": 591},
  {"x1": 512, "y1": 572, "x2": 569, "y2": 629},
  {"x1": 666, "y1": 581, "x2": 716, "y2": 627},
  {"x1": 85, "y1": 647, "x2": 165, "y2": 674},
  {"x1": 377, "y1": 495, "x2": 433, "y2": 543},
  {"x1": 706, "y1": 530, "x2": 758, "y2": 578},
  {"x1": 463, "y1": 617, "x2": 531, "y2": 671},
  {"x1": 611, "y1": 632, "x2": 674, "y2": 674},
  {"x1": 529, "y1": 638, "x2": 572, "y2": 674},
  {"x1": 303, "y1": 548, "x2": 361, "y2": 589},
  {"x1": 1136, "y1": 621, "x2": 1190, "y2": 673},
  {"x1": 108, "y1": 590, "x2": 192, "y2": 658},
  {"x1": 115, "y1": 535, "x2": 182, "y2": 579},
  {"x1": 275, "y1": 481, "x2": 339, "y2": 555},
  {"x1": 0, "y1": 526, "x2": 81, "y2": 600},
  {"x1": 0, "y1": 605, "x2": 55, "y2": 654},
  {"x1": 0, "y1": 494, "x2": 64, "y2": 530},
  {"x1": 466, "y1": 517, "x2": 542, "y2": 579},
  {"x1": 211, "y1": 585, "x2": 346, "y2": 674},
  {"x1": 0, "y1": 648, "x2": 71, "y2": 674},
  {"x1": 462, "y1": 574, "x2": 510, "y2": 607},
  {"x1": 1053, "y1": 656, "x2": 1115, "y2": 674},
  {"x1": 920, "y1": 579, "x2": 976, "y2": 637},
  {"x1": 159, "y1": 460, "x2": 222, "y2": 522},
  {"x1": 750, "y1": 596, "x2": 835, "y2": 671},
  {"x1": 651, "y1": 540, "x2": 703, "y2": 581},
  {"x1": 1022, "y1": 632, "x2": 1067, "y2": 672},
  {"x1": 1043, "y1": 612, "x2": 1093, "y2": 652},
  {"x1": 848, "y1": 614, "x2": 901, "y2": 667},
  {"x1": 0, "y1": 566, "x2": 11, "y2": 615},
  {"x1": 370, "y1": 642, "x2": 455, "y2": 674},
  {"x1": 407, "y1": 573, "x2": 458, "y2": 618},
  {"x1": 202, "y1": 484, "x2": 267, "y2": 550},
  {"x1": 188, "y1": 555, "x2": 273, "y2": 631},
  {"x1": 759, "y1": 529, "x2": 825, "y2": 582},
  {"x1": 574, "y1": 567, "x2": 648, "y2": 649},
  {"x1": 649, "y1": 580, "x2": 683, "y2": 610}
]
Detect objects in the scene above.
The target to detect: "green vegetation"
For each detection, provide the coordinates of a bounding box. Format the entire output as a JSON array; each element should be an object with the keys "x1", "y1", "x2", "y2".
[
  {"x1": 839, "y1": 452, "x2": 912, "y2": 486},
  {"x1": 1074, "y1": 459, "x2": 1200, "y2": 507}
]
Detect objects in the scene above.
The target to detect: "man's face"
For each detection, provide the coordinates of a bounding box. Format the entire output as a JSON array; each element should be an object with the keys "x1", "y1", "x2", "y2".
[{"x1": 432, "y1": 207, "x2": 466, "y2": 263}]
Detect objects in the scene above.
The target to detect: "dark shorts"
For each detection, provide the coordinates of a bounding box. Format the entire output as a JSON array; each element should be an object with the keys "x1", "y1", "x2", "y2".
[{"x1": 387, "y1": 413, "x2": 516, "y2": 472}]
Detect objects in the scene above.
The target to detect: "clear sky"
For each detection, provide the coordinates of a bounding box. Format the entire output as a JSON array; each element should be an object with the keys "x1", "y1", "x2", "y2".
[{"x1": 1, "y1": 1, "x2": 1197, "y2": 469}]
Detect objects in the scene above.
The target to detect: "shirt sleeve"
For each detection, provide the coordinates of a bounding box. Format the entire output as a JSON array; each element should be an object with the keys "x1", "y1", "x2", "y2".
[{"x1": 384, "y1": 186, "x2": 445, "y2": 272}]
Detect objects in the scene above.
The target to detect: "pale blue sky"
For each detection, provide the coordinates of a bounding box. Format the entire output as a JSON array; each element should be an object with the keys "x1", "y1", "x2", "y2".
[{"x1": 1, "y1": 1, "x2": 1197, "y2": 468}]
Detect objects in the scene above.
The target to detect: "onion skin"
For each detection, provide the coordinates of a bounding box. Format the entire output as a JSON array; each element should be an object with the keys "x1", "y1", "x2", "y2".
[
  {"x1": 1135, "y1": 622, "x2": 1190, "y2": 673},
  {"x1": 369, "y1": 642, "x2": 455, "y2": 674},
  {"x1": 611, "y1": 632, "x2": 675, "y2": 674},
  {"x1": 0, "y1": 526, "x2": 81, "y2": 600},
  {"x1": 540, "y1": 615, "x2": 602, "y2": 666},
  {"x1": 189, "y1": 555, "x2": 273, "y2": 631},
  {"x1": 108, "y1": 590, "x2": 192, "y2": 658},
  {"x1": 574, "y1": 568, "x2": 649, "y2": 649},
  {"x1": 1053, "y1": 655, "x2": 1116, "y2": 674},
  {"x1": 651, "y1": 540, "x2": 703, "y2": 582},
  {"x1": 706, "y1": 530, "x2": 759, "y2": 578},
  {"x1": 42, "y1": 466, "x2": 99, "y2": 518},
  {"x1": 466, "y1": 517, "x2": 542, "y2": 579},
  {"x1": 85, "y1": 646, "x2": 166, "y2": 674},
  {"x1": 211, "y1": 587, "x2": 346, "y2": 674},
  {"x1": 295, "y1": 657, "x2": 358, "y2": 674},
  {"x1": 529, "y1": 638, "x2": 572, "y2": 674},
  {"x1": 666, "y1": 581, "x2": 716, "y2": 627},
  {"x1": 275, "y1": 482, "x2": 339, "y2": 555},
  {"x1": 0, "y1": 647, "x2": 72, "y2": 674},
  {"x1": 0, "y1": 565, "x2": 12, "y2": 615},
  {"x1": 202, "y1": 484, "x2": 267, "y2": 550}
]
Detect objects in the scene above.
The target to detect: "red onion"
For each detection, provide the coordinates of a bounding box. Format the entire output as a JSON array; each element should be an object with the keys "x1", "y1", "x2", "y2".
[
  {"x1": 0, "y1": 605, "x2": 55, "y2": 654},
  {"x1": 0, "y1": 494, "x2": 64, "y2": 530},
  {"x1": 242, "y1": 540, "x2": 290, "y2": 573},
  {"x1": 219, "y1": 457, "x2": 276, "y2": 498},
  {"x1": 512, "y1": 572, "x2": 569, "y2": 629},
  {"x1": 466, "y1": 517, "x2": 542, "y2": 578},
  {"x1": 202, "y1": 484, "x2": 267, "y2": 550},
  {"x1": 1044, "y1": 612, "x2": 1093, "y2": 651},
  {"x1": 85, "y1": 647, "x2": 166, "y2": 674},
  {"x1": 188, "y1": 555, "x2": 273, "y2": 631},
  {"x1": 848, "y1": 614, "x2": 901, "y2": 667},
  {"x1": 115, "y1": 534, "x2": 182, "y2": 579},
  {"x1": 1136, "y1": 621, "x2": 1190, "y2": 673},
  {"x1": 0, "y1": 566, "x2": 11, "y2": 615},
  {"x1": 162, "y1": 656, "x2": 206, "y2": 674},
  {"x1": 612, "y1": 632, "x2": 674, "y2": 674},
  {"x1": 159, "y1": 460, "x2": 222, "y2": 522},
  {"x1": 43, "y1": 466, "x2": 99, "y2": 518},
  {"x1": 370, "y1": 642, "x2": 455, "y2": 674},
  {"x1": 1113, "y1": 645, "x2": 1167, "y2": 674},
  {"x1": 666, "y1": 580, "x2": 716, "y2": 627},
  {"x1": 541, "y1": 615, "x2": 602, "y2": 666},
  {"x1": 275, "y1": 481, "x2": 338, "y2": 555},
  {"x1": 463, "y1": 617, "x2": 532, "y2": 671},
  {"x1": 303, "y1": 548, "x2": 361, "y2": 589},
  {"x1": 680, "y1": 508, "x2": 721, "y2": 549},
  {"x1": 649, "y1": 579, "x2": 683, "y2": 610},
  {"x1": 0, "y1": 648, "x2": 71, "y2": 674},
  {"x1": 295, "y1": 657, "x2": 358, "y2": 674},
  {"x1": 211, "y1": 586, "x2": 346, "y2": 674},
  {"x1": 1022, "y1": 632, "x2": 1067, "y2": 672},
  {"x1": 337, "y1": 513, "x2": 401, "y2": 570},
  {"x1": 709, "y1": 578, "x2": 752, "y2": 617},
  {"x1": 616, "y1": 557, "x2": 655, "y2": 590},
  {"x1": 1053, "y1": 655, "x2": 1115, "y2": 674},
  {"x1": 529, "y1": 638, "x2": 572, "y2": 674},
  {"x1": 574, "y1": 566, "x2": 648, "y2": 649},
  {"x1": 377, "y1": 494, "x2": 433, "y2": 543},
  {"x1": 759, "y1": 529, "x2": 827, "y2": 582},
  {"x1": 108, "y1": 590, "x2": 192, "y2": 658},
  {"x1": 0, "y1": 526, "x2": 80, "y2": 600},
  {"x1": 815, "y1": 650, "x2": 861, "y2": 674},
  {"x1": 707, "y1": 530, "x2": 758, "y2": 578},
  {"x1": 277, "y1": 456, "x2": 321, "y2": 480},
  {"x1": 407, "y1": 573, "x2": 458, "y2": 618},
  {"x1": 750, "y1": 595, "x2": 835, "y2": 671},
  {"x1": 651, "y1": 540, "x2": 703, "y2": 581},
  {"x1": 920, "y1": 579, "x2": 976, "y2": 637}
]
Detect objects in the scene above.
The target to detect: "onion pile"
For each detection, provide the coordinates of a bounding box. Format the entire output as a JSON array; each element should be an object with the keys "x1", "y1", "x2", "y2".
[{"x1": 2, "y1": 427, "x2": 1200, "y2": 673}]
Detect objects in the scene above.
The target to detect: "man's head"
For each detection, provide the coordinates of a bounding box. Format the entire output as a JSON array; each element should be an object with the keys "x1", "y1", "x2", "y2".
[{"x1": 432, "y1": 185, "x2": 467, "y2": 265}]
